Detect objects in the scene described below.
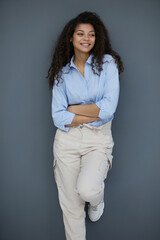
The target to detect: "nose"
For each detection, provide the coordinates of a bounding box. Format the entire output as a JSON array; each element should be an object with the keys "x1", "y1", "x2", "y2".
[{"x1": 83, "y1": 34, "x2": 90, "y2": 40}]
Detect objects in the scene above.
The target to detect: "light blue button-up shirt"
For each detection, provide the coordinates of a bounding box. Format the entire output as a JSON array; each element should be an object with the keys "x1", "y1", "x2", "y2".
[{"x1": 51, "y1": 53, "x2": 120, "y2": 132}]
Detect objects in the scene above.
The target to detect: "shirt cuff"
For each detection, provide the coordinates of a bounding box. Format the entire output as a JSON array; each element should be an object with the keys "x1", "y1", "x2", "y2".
[
  {"x1": 59, "y1": 112, "x2": 75, "y2": 132},
  {"x1": 95, "y1": 101, "x2": 105, "y2": 119}
]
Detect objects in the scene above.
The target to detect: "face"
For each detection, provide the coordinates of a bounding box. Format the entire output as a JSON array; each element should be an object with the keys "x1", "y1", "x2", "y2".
[{"x1": 70, "y1": 23, "x2": 96, "y2": 55}]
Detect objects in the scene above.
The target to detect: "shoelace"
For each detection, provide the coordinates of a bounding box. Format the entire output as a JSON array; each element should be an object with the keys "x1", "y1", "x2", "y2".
[
  {"x1": 91, "y1": 205, "x2": 98, "y2": 211},
  {"x1": 90, "y1": 201, "x2": 104, "y2": 211}
]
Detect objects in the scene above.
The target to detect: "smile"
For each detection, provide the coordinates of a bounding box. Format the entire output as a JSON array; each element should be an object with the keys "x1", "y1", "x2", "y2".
[{"x1": 80, "y1": 43, "x2": 90, "y2": 46}]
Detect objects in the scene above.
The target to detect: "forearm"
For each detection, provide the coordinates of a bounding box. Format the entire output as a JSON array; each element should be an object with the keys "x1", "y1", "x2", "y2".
[
  {"x1": 65, "y1": 114, "x2": 100, "y2": 127},
  {"x1": 67, "y1": 104, "x2": 101, "y2": 118}
]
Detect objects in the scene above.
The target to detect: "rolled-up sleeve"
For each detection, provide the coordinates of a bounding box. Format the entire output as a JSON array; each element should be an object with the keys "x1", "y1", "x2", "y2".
[
  {"x1": 95, "y1": 59, "x2": 120, "y2": 120},
  {"x1": 51, "y1": 79, "x2": 75, "y2": 132}
]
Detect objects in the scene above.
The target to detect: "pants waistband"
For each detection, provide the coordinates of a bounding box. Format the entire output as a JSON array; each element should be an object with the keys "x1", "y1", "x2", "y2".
[{"x1": 72, "y1": 121, "x2": 112, "y2": 131}]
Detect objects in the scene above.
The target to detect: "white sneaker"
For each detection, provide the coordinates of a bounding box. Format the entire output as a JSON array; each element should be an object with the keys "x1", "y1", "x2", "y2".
[{"x1": 88, "y1": 200, "x2": 105, "y2": 222}]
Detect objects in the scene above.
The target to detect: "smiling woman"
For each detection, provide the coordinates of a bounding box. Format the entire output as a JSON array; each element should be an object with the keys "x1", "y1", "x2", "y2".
[
  {"x1": 46, "y1": 11, "x2": 124, "y2": 240},
  {"x1": 69, "y1": 23, "x2": 96, "y2": 77}
]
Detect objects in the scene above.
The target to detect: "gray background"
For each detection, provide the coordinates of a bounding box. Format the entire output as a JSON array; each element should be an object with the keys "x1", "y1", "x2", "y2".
[{"x1": 1, "y1": 0, "x2": 160, "y2": 239}]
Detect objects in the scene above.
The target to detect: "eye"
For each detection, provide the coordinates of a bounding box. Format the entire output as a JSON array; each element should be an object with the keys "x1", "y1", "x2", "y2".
[
  {"x1": 77, "y1": 33, "x2": 83, "y2": 36},
  {"x1": 90, "y1": 34, "x2": 95, "y2": 37}
]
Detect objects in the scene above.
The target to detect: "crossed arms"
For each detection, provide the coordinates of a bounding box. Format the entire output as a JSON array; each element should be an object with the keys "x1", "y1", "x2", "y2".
[
  {"x1": 65, "y1": 104, "x2": 101, "y2": 127},
  {"x1": 52, "y1": 59, "x2": 120, "y2": 130}
]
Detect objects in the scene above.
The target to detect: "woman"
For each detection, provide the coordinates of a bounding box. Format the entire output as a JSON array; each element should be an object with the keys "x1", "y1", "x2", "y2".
[{"x1": 46, "y1": 11, "x2": 124, "y2": 240}]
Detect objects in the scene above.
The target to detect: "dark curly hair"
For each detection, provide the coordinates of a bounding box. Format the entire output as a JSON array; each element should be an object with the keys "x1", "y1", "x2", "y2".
[{"x1": 46, "y1": 11, "x2": 124, "y2": 90}]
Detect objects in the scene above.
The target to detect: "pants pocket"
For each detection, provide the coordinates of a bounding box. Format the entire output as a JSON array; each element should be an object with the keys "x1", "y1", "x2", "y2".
[
  {"x1": 98, "y1": 158, "x2": 110, "y2": 181},
  {"x1": 104, "y1": 159, "x2": 110, "y2": 179},
  {"x1": 53, "y1": 159, "x2": 62, "y2": 188}
]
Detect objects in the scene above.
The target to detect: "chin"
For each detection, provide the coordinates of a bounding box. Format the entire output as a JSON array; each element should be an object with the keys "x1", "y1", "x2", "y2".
[{"x1": 78, "y1": 48, "x2": 93, "y2": 54}]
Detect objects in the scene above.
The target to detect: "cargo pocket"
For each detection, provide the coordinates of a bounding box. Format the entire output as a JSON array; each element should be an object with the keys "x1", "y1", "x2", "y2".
[
  {"x1": 53, "y1": 159, "x2": 61, "y2": 188},
  {"x1": 104, "y1": 159, "x2": 110, "y2": 179},
  {"x1": 98, "y1": 158, "x2": 110, "y2": 181},
  {"x1": 105, "y1": 149, "x2": 113, "y2": 171}
]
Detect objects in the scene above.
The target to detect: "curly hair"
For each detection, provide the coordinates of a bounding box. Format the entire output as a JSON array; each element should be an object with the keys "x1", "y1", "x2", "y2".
[{"x1": 46, "y1": 11, "x2": 124, "y2": 90}]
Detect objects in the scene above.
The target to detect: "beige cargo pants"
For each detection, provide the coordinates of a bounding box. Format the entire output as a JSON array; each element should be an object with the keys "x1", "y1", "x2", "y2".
[{"x1": 53, "y1": 120, "x2": 114, "y2": 240}]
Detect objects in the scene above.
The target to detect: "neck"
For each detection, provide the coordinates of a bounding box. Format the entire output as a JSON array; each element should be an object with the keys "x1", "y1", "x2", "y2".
[{"x1": 73, "y1": 52, "x2": 90, "y2": 67}]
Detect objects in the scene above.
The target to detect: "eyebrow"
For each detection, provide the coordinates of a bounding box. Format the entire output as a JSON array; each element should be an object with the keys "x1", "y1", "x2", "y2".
[{"x1": 76, "y1": 30, "x2": 95, "y2": 33}]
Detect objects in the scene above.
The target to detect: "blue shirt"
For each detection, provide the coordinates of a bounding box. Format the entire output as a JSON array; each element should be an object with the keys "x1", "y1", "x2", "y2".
[{"x1": 51, "y1": 53, "x2": 120, "y2": 132}]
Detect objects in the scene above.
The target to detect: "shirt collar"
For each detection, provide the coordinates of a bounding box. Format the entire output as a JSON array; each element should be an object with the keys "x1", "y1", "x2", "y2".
[
  {"x1": 64, "y1": 53, "x2": 113, "y2": 73},
  {"x1": 70, "y1": 53, "x2": 93, "y2": 68}
]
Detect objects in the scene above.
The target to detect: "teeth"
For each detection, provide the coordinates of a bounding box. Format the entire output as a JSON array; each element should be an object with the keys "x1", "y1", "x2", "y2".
[{"x1": 81, "y1": 44, "x2": 89, "y2": 45}]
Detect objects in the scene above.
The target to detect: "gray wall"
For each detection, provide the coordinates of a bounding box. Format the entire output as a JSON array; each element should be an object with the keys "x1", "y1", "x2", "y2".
[{"x1": 1, "y1": 0, "x2": 160, "y2": 239}]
